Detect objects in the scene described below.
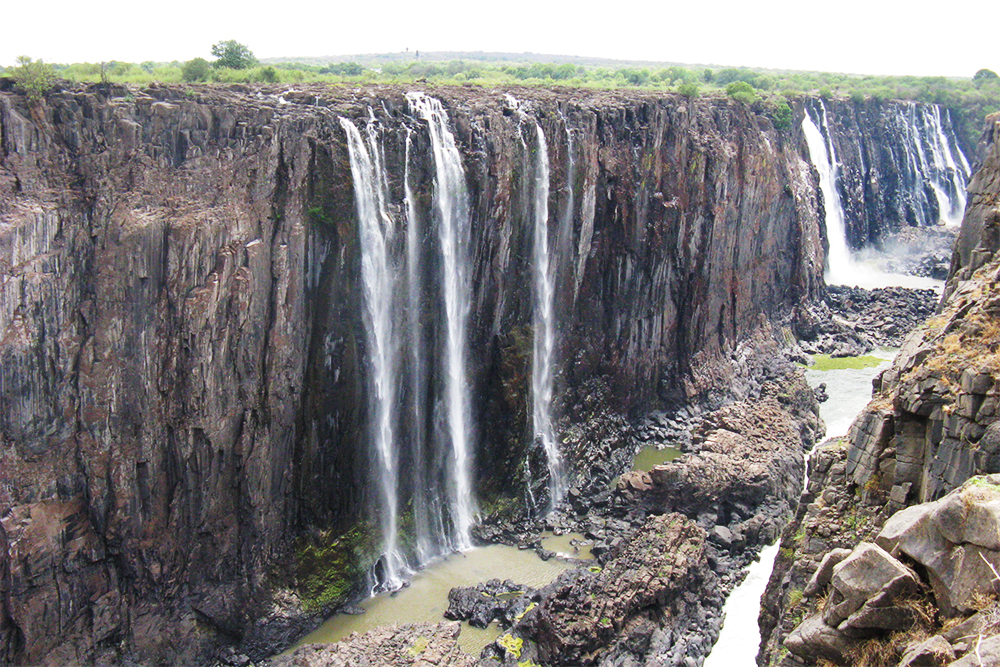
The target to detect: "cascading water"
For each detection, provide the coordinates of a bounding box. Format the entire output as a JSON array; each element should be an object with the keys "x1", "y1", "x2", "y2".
[
  {"x1": 406, "y1": 92, "x2": 476, "y2": 550},
  {"x1": 339, "y1": 116, "x2": 406, "y2": 591},
  {"x1": 530, "y1": 122, "x2": 565, "y2": 506},
  {"x1": 802, "y1": 101, "x2": 852, "y2": 283},
  {"x1": 906, "y1": 103, "x2": 971, "y2": 227}
]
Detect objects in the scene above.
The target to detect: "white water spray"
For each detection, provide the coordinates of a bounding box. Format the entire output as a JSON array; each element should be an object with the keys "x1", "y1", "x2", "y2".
[
  {"x1": 339, "y1": 116, "x2": 406, "y2": 591},
  {"x1": 406, "y1": 92, "x2": 476, "y2": 550}
]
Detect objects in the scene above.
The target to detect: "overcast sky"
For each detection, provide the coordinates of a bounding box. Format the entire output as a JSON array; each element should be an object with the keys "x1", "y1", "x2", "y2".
[{"x1": 3, "y1": 0, "x2": 996, "y2": 78}]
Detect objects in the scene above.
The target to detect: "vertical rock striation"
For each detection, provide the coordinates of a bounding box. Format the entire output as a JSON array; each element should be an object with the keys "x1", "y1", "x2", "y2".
[{"x1": 0, "y1": 83, "x2": 966, "y2": 664}]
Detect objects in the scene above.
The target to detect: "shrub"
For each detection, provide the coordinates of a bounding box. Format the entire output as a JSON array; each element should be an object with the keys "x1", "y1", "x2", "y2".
[
  {"x1": 10, "y1": 56, "x2": 55, "y2": 104},
  {"x1": 257, "y1": 66, "x2": 278, "y2": 83},
  {"x1": 181, "y1": 57, "x2": 211, "y2": 82},
  {"x1": 771, "y1": 99, "x2": 793, "y2": 128},
  {"x1": 726, "y1": 81, "x2": 757, "y2": 104},
  {"x1": 678, "y1": 81, "x2": 700, "y2": 98}
]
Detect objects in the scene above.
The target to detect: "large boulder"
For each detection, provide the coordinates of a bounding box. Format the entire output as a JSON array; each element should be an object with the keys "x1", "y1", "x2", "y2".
[
  {"x1": 823, "y1": 542, "x2": 918, "y2": 628},
  {"x1": 875, "y1": 476, "x2": 1000, "y2": 615},
  {"x1": 784, "y1": 613, "x2": 856, "y2": 664}
]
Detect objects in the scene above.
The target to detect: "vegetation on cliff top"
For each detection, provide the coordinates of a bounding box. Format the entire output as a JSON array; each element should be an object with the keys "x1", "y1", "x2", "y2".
[{"x1": 4, "y1": 49, "x2": 997, "y2": 146}]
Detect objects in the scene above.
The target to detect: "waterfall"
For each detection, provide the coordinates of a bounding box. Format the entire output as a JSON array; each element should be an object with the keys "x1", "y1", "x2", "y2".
[
  {"x1": 802, "y1": 101, "x2": 852, "y2": 283},
  {"x1": 339, "y1": 116, "x2": 406, "y2": 591},
  {"x1": 406, "y1": 92, "x2": 476, "y2": 550},
  {"x1": 531, "y1": 122, "x2": 565, "y2": 506},
  {"x1": 916, "y1": 104, "x2": 970, "y2": 227}
]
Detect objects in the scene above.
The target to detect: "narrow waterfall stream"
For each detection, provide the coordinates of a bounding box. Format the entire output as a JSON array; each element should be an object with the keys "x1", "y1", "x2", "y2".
[
  {"x1": 407, "y1": 92, "x2": 477, "y2": 551},
  {"x1": 340, "y1": 116, "x2": 407, "y2": 591},
  {"x1": 531, "y1": 122, "x2": 565, "y2": 506}
]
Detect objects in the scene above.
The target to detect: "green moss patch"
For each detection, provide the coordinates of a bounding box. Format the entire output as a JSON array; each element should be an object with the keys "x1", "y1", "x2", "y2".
[
  {"x1": 295, "y1": 522, "x2": 379, "y2": 612},
  {"x1": 805, "y1": 354, "x2": 884, "y2": 371}
]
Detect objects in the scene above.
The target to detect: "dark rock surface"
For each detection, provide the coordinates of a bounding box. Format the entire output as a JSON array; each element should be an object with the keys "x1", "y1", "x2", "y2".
[
  {"x1": 0, "y1": 83, "x2": 832, "y2": 665},
  {"x1": 444, "y1": 579, "x2": 532, "y2": 629},
  {"x1": 793, "y1": 284, "x2": 939, "y2": 356}
]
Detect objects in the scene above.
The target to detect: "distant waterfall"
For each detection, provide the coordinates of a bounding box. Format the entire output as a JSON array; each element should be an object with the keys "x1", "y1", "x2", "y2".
[
  {"x1": 802, "y1": 101, "x2": 852, "y2": 283},
  {"x1": 897, "y1": 103, "x2": 971, "y2": 227},
  {"x1": 406, "y1": 92, "x2": 476, "y2": 550},
  {"x1": 531, "y1": 123, "x2": 565, "y2": 506},
  {"x1": 339, "y1": 116, "x2": 406, "y2": 591}
]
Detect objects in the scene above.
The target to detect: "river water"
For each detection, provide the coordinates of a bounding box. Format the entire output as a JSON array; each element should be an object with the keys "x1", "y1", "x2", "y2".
[{"x1": 703, "y1": 348, "x2": 897, "y2": 666}]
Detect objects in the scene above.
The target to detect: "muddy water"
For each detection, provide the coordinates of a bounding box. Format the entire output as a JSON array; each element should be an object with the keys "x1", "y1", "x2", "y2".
[{"x1": 289, "y1": 545, "x2": 572, "y2": 657}]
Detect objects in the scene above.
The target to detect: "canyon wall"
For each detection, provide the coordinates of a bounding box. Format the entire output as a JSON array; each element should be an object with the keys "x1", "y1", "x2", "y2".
[
  {"x1": 759, "y1": 112, "x2": 1000, "y2": 667},
  {"x1": 0, "y1": 82, "x2": 965, "y2": 665}
]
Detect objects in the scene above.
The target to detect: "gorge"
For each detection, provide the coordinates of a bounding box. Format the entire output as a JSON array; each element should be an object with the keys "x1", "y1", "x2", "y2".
[{"x1": 0, "y1": 80, "x2": 978, "y2": 666}]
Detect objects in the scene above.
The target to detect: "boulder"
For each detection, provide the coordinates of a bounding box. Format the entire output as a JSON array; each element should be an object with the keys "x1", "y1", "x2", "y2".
[
  {"x1": 898, "y1": 635, "x2": 955, "y2": 667},
  {"x1": 933, "y1": 478, "x2": 1000, "y2": 550},
  {"x1": 784, "y1": 613, "x2": 855, "y2": 664},
  {"x1": 823, "y1": 543, "x2": 918, "y2": 628},
  {"x1": 946, "y1": 635, "x2": 1000, "y2": 666},
  {"x1": 877, "y1": 477, "x2": 1000, "y2": 615},
  {"x1": 805, "y1": 548, "x2": 853, "y2": 597}
]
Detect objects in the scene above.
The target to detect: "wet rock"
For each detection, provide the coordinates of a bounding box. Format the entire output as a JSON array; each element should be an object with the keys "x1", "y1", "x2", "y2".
[{"x1": 445, "y1": 579, "x2": 530, "y2": 629}]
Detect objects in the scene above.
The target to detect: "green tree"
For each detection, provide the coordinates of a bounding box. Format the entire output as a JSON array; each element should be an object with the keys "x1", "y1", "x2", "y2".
[
  {"x1": 974, "y1": 68, "x2": 999, "y2": 88},
  {"x1": 10, "y1": 56, "x2": 55, "y2": 104},
  {"x1": 211, "y1": 40, "x2": 257, "y2": 69},
  {"x1": 182, "y1": 57, "x2": 211, "y2": 82}
]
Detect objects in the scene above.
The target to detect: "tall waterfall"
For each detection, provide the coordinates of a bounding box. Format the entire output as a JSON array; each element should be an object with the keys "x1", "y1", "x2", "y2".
[
  {"x1": 802, "y1": 101, "x2": 852, "y2": 283},
  {"x1": 531, "y1": 123, "x2": 565, "y2": 506},
  {"x1": 339, "y1": 116, "x2": 406, "y2": 591},
  {"x1": 803, "y1": 99, "x2": 970, "y2": 287},
  {"x1": 406, "y1": 92, "x2": 476, "y2": 550}
]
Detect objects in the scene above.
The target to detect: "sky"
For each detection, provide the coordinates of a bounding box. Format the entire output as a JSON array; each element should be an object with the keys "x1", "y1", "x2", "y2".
[{"x1": 3, "y1": 0, "x2": 996, "y2": 78}]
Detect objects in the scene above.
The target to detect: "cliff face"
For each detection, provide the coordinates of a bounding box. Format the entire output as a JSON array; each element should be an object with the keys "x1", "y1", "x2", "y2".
[
  {"x1": 758, "y1": 113, "x2": 1000, "y2": 667},
  {"x1": 0, "y1": 82, "x2": 959, "y2": 665}
]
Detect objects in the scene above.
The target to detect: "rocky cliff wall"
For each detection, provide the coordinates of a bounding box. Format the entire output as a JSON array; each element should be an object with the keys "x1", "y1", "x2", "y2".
[
  {"x1": 758, "y1": 113, "x2": 1000, "y2": 667},
  {"x1": 0, "y1": 82, "x2": 959, "y2": 665}
]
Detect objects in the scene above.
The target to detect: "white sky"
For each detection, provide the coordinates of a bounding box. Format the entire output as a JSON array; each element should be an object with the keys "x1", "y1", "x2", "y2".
[{"x1": 3, "y1": 0, "x2": 996, "y2": 78}]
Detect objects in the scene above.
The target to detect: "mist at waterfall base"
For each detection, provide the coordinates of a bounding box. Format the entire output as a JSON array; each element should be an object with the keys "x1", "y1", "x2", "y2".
[
  {"x1": 704, "y1": 350, "x2": 896, "y2": 665},
  {"x1": 801, "y1": 99, "x2": 969, "y2": 291}
]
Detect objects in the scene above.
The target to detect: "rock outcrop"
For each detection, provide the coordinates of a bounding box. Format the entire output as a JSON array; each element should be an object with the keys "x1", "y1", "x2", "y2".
[
  {"x1": 759, "y1": 112, "x2": 1000, "y2": 667},
  {"x1": 267, "y1": 622, "x2": 476, "y2": 667}
]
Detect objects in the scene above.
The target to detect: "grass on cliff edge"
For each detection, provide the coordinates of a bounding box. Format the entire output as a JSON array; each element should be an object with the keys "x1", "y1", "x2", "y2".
[{"x1": 803, "y1": 354, "x2": 884, "y2": 371}]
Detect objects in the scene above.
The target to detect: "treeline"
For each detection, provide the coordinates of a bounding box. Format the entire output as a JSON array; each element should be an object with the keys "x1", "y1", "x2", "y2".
[{"x1": 4, "y1": 57, "x2": 998, "y2": 147}]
